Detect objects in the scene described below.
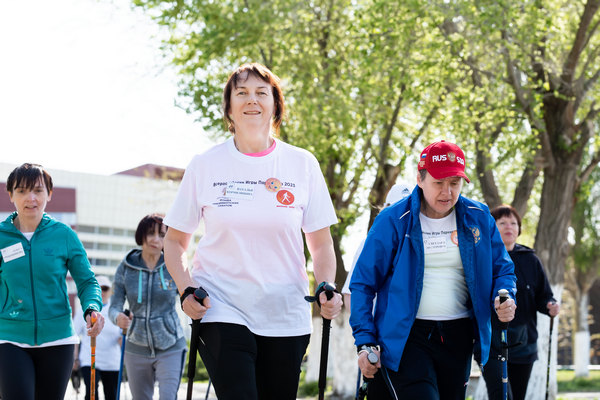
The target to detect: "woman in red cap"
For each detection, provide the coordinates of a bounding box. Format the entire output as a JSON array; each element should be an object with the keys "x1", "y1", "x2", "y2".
[{"x1": 350, "y1": 140, "x2": 517, "y2": 399}]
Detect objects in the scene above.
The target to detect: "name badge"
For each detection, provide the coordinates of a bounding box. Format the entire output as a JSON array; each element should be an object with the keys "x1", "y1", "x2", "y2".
[
  {"x1": 226, "y1": 181, "x2": 254, "y2": 200},
  {"x1": 423, "y1": 237, "x2": 447, "y2": 254},
  {"x1": 1, "y1": 242, "x2": 26, "y2": 262}
]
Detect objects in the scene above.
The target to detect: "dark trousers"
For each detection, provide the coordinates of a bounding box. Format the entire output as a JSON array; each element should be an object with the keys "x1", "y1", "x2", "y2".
[
  {"x1": 482, "y1": 358, "x2": 533, "y2": 400},
  {"x1": 368, "y1": 318, "x2": 474, "y2": 400},
  {"x1": 80, "y1": 366, "x2": 119, "y2": 400},
  {"x1": 0, "y1": 343, "x2": 74, "y2": 400},
  {"x1": 196, "y1": 322, "x2": 310, "y2": 400}
]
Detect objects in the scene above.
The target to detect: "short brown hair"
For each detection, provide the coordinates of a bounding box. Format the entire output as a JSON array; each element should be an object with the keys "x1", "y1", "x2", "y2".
[
  {"x1": 222, "y1": 63, "x2": 286, "y2": 135},
  {"x1": 135, "y1": 214, "x2": 165, "y2": 246},
  {"x1": 490, "y1": 205, "x2": 522, "y2": 235},
  {"x1": 6, "y1": 163, "x2": 53, "y2": 195}
]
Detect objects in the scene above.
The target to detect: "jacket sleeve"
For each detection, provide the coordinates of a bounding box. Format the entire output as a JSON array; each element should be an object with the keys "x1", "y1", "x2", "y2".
[
  {"x1": 534, "y1": 254, "x2": 555, "y2": 315},
  {"x1": 66, "y1": 228, "x2": 102, "y2": 317},
  {"x1": 108, "y1": 260, "x2": 127, "y2": 325},
  {"x1": 349, "y1": 209, "x2": 400, "y2": 346},
  {"x1": 489, "y1": 214, "x2": 517, "y2": 306}
]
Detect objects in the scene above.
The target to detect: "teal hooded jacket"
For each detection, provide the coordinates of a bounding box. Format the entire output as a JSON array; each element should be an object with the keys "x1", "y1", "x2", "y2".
[{"x1": 0, "y1": 212, "x2": 101, "y2": 345}]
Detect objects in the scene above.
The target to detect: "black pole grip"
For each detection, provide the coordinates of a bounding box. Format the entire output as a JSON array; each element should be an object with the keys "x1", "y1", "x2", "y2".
[
  {"x1": 193, "y1": 287, "x2": 208, "y2": 304},
  {"x1": 498, "y1": 289, "x2": 509, "y2": 330}
]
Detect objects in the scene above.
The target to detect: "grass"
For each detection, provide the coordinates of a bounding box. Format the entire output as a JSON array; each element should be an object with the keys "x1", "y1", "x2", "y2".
[{"x1": 557, "y1": 369, "x2": 600, "y2": 392}]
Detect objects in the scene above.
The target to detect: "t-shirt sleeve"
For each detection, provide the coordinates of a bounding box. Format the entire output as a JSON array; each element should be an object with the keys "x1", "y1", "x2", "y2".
[
  {"x1": 301, "y1": 153, "x2": 338, "y2": 233},
  {"x1": 164, "y1": 156, "x2": 204, "y2": 234}
]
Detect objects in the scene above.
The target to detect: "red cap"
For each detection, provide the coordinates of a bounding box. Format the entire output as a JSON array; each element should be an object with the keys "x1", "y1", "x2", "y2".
[{"x1": 418, "y1": 140, "x2": 470, "y2": 183}]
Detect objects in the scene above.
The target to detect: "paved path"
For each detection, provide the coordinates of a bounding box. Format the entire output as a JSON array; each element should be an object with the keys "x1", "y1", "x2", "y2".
[
  {"x1": 64, "y1": 380, "x2": 217, "y2": 400},
  {"x1": 63, "y1": 380, "x2": 600, "y2": 400}
]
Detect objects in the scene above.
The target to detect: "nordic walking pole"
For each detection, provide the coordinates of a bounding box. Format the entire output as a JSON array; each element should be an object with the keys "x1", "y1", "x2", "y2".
[
  {"x1": 187, "y1": 287, "x2": 209, "y2": 400},
  {"x1": 357, "y1": 347, "x2": 379, "y2": 400},
  {"x1": 355, "y1": 367, "x2": 361, "y2": 400},
  {"x1": 545, "y1": 310, "x2": 555, "y2": 400},
  {"x1": 205, "y1": 378, "x2": 212, "y2": 400},
  {"x1": 90, "y1": 313, "x2": 98, "y2": 400},
  {"x1": 116, "y1": 309, "x2": 130, "y2": 400},
  {"x1": 498, "y1": 289, "x2": 510, "y2": 400}
]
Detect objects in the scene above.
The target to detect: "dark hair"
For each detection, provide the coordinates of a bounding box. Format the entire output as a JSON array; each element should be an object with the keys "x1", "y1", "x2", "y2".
[
  {"x1": 490, "y1": 205, "x2": 522, "y2": 235},
  {"x1": 135, "y1": 213, "x2": 165, "y2": 246},
  {"x1": 6, "y1": 163, "x2": 53, "y2": 195},
  {"x1": 222, "y1": 63, "x2": 286, "y2": 135}
]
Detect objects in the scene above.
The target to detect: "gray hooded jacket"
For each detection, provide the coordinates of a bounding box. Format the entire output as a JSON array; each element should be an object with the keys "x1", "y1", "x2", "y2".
[{"x1": 109, "y1": 249, "x2": 185, "y2": 357}]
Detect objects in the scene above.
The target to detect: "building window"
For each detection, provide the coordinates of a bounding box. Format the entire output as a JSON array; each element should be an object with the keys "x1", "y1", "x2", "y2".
[{"x1": 78, "y1": 225, "x2": 96, "y2": 234}]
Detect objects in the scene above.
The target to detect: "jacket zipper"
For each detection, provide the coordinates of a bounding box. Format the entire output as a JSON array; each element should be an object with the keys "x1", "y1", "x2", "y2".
[
  {"x1": 147, "y1": 270, "x2": 155, "y2": 357},
  {"x1": 27, "y1": 237, "x2": 38, "y2": 345}
]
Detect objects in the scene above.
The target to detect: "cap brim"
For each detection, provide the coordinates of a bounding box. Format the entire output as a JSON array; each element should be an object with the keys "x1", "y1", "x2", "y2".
[{"x1": 428, "y1": 169, "x2": 470, "y2": 184}]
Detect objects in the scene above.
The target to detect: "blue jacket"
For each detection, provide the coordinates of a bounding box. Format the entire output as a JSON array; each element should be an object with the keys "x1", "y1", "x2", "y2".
[{"x1": 349, "y1": 187, "x2": 516, "y2": 368}]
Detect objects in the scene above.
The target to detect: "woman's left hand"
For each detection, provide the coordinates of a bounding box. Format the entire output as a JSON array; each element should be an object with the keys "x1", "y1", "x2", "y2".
[
  {"x1": 547, "y1": 301, "x2": 560, "y2": 317},
  {"x1": 319, "y1": 291, "x2": 343, "y2": 320},
  {"x1": 86, "y1": 311, "x2": 105, "y2": 337},
  {"x1": 494, "y1": 297, "x2": 516, "y2": 323}
]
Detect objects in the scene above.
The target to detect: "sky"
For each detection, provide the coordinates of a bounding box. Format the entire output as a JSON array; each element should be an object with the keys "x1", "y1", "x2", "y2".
[{"x1": 0, "y1": 0, "x2": 214, "y2": 175}]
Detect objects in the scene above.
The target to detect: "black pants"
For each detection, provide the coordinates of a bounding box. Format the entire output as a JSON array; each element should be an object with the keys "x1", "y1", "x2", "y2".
[
  {"x1": 80, "y1": 366, "x2": 119, "y2": 400},
  {"x1": 196, "y1": 322, "x2": 310, "y2": 400},
  {"x1": 482, "y1": 357, "x2": 533, "y2": 400},
  {"x1": 368, "y1": 318, "x2": 474, "y2": 400},
  {"x1": 0, "y1": 343, "x2": 74, "y2": 400}
]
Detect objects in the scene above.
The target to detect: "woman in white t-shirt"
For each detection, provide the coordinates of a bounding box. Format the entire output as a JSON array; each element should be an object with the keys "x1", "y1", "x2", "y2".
[{"x1": 163, "y1": 62, "x2": 342, "y2": 400}]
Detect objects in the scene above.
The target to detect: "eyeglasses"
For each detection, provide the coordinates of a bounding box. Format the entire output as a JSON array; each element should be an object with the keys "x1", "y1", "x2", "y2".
[{"x1": 101, "y1": 286, "x2": 110, "y2": 292}]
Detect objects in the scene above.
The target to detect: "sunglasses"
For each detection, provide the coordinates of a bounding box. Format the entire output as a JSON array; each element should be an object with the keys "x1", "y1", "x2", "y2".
[{"x1": 101, "y1": 286, "x2": 110, "y2": 292}]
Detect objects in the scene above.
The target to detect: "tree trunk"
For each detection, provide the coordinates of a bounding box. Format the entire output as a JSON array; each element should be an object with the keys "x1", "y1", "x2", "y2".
[
  {"x1": 534, "y1": 166, "x2": 577, "y2": 285},
  {"x1": 574, "y1": 292, "x2": 591, "y2": 377},
  {"x1": 525, "y1": 284, "x2": 563, "y2": 400}
]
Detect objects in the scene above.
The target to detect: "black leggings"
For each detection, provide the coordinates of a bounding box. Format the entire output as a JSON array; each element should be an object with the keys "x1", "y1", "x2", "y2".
[
  {"x1": 0, "y1": 343, "x2": 74, "y2": 400},
  {"x1": 197, "y1": 322, "x2": 310, "y2": 400},
  {"x1": 482, "y1": 358, "x2": 534, "y2": 400},
  {"x1": 80, "y1": 366, "x2": 119, "y2": 400},
  {"x1": 368, "y1": 318, "x2": 474, "y2": 400}
]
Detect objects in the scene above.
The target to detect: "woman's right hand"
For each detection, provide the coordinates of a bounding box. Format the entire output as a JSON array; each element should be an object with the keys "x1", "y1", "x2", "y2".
[
  {"x1": 182, "y1": 295, "x2": 211, "y2": 320},
  {"x1": 116, "y1": 311, "x2": 133, "y2": 330},
  {"x1": 358, "y1": 348, "x2": 381, "y2": 379}
]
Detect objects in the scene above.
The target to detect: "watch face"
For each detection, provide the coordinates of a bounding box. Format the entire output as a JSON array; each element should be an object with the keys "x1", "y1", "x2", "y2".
[{"x1": 367, "y1": 351, "x2": 379, "y2": 364}]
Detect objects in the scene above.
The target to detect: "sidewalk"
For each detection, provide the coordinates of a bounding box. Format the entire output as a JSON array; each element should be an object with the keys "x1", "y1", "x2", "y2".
[{"x1": 64, "y1": 380, "x2": 217, "y2": 400}]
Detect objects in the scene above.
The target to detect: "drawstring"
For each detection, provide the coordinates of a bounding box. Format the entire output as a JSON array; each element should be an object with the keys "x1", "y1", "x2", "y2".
[
  {"x1": 137, "y1": 265, "x2": 169, "y2": 303},
  {"x1": 137, "y1": 270, "x2": 143, "y2": 303},
  {"x1": 159, "y1": 266, "x2": 168, "y2": 290},
  {"x1": 427, "y1": 322, "x2": 445, "y2": 343}
]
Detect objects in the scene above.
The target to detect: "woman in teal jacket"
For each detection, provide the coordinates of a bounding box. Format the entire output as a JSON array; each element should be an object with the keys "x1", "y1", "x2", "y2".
[
  {"x1": 0, "y1": 163, "x2": 104, "y2": 400},
  {"x1": 350, "y1": 141, "x2": 517, "y2": 400}
]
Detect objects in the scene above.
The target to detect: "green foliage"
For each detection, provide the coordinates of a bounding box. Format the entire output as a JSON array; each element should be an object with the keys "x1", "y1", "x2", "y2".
[
  {"x1": 182, "y1": 346, "x2": 210, "y2": 382},
  {"x1": 297, "y1": 369, "x2": 320, "y2": 397},
  {"x1": 557, "y1": 369, "x2": 600, "y2": 392}
]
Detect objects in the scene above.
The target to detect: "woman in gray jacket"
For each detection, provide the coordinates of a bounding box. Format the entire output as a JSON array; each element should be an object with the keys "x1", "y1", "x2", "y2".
[{"x1": 109, "y1": 214, "x2": 186, "y2": 400}]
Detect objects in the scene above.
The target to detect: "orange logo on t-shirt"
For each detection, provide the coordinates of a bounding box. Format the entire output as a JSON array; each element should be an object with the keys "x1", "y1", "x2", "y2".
[
  {"x1": 451, "y1": 230, "x2": 458, "y2": 246},
  {"x1": 276, "y1": 190, "x2": 295, "y2": 205}
]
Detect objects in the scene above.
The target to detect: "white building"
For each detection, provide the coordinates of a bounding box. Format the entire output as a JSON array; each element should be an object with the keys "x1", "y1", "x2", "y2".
[{"x1": 0, "y1": 162, "x2": 202, "y2": 276}]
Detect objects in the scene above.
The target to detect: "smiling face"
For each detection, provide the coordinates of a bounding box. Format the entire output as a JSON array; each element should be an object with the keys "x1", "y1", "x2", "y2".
[
  {"x1": 9, "y1": 178, "x2": 52, "y2": 226},
  {"x1": 417, "y1": 171, "x2": 463, "y2": 219},
  {"x1": 496, "y1": 214, "x2": 520, "y2": 250},
  {"x1": 228, "y1": 72, "x2": 275, "y2": 138}
]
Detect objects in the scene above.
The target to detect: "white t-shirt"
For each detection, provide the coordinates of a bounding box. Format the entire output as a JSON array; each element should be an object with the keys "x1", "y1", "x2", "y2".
[
  {"x1": 416, "y1": 209, "x2": 470, "y2": 320},
  {"x1": 73, "y1": 299, "x2": 122, "y2": 370},
  {"x1": 164, "y1": 137, "x2": 338, "y2": 336}
]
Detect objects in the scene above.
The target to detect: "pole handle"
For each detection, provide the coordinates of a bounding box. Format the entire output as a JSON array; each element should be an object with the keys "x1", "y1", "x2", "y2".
[{"x1": 122, "y1": 309, "x2": 130, "y2": 335}]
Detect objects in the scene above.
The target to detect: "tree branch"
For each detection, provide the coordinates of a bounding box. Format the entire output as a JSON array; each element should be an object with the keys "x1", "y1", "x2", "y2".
[{"x1": 561, "y1": 0, "x2": 600, "y2": 87}]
